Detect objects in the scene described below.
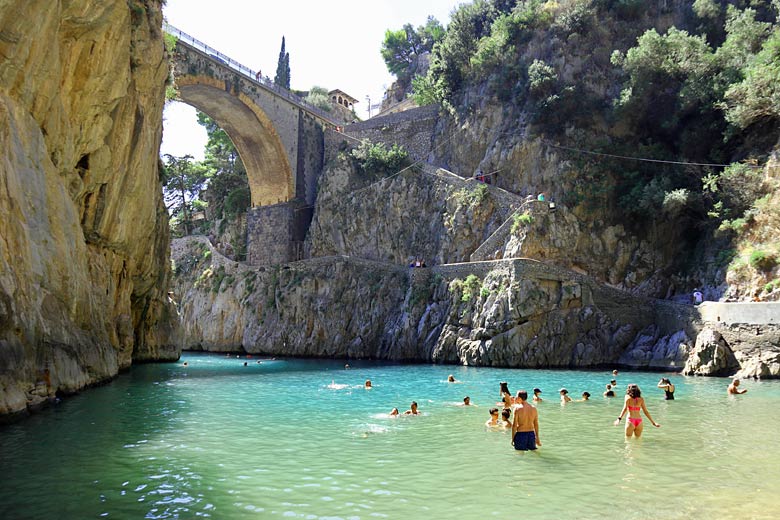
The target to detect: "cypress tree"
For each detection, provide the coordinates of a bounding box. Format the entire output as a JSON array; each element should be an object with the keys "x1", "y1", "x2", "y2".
[{"x1": 274, "y1": 36, "x2": 290, "y2": 89}]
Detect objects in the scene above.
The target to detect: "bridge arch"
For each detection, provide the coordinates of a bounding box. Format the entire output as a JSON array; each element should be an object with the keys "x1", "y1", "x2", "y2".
[{"x1": 175, "y1": 75, "x2": 293, "y2": 207}]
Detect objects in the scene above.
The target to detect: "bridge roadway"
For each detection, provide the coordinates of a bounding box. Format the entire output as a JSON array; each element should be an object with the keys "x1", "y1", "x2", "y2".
[{"x1": 164, "y1": 23, "x2": 339, "y2": 127}]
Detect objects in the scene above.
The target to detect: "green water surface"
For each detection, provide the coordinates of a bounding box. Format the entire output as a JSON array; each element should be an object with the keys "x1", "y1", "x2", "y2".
[{"x1": 1, "y1": 353, "x2": 778, "y2": 519}]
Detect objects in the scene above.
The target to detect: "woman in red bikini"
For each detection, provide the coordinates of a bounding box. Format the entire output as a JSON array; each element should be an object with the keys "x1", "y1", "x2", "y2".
[{"x1": 614, "y1": 384, "x2": 660, "y2": 437}]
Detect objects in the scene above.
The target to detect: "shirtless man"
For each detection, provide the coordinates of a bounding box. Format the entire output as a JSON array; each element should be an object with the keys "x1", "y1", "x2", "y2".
[
  {"x1": 511, "y1": 390, "x2": 541, "y2": 451},
  {"x1": 728, "y1": 379, "x2": 747, "y2": 395}
]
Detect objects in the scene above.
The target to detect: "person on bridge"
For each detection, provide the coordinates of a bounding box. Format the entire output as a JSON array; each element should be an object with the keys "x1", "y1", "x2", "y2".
[{"x1": 255, "y1": 70, "x2": 261, "y2": 81}]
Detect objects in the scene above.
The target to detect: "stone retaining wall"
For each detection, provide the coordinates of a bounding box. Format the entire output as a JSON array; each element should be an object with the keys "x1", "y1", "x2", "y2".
[
  {"x1": 697, "y1": 301, "x2": 780, "y2": 325},
  {"x1": 342, "y1": 105, "x2": 440, "y2": 162}
]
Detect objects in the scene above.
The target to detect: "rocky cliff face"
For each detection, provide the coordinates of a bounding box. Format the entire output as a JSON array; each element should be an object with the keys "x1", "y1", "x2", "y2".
[
  {"x1": 171, "y1": 235, "x2": 660, "y2": 370},
  {"x1": 307, "y1": 156, "x2": 519, "y2": 265},
  {"x1": 0, "y1": 0, "x2": 177, "y2": 418},
  {"x1": 171, "y1": 237, "x2": 410, "y2": 357}
]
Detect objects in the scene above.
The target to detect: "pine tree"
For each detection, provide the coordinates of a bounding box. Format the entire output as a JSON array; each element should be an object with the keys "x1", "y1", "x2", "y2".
[{"x1": 274, "y1": 36, "x2": 291, "y2": 89}]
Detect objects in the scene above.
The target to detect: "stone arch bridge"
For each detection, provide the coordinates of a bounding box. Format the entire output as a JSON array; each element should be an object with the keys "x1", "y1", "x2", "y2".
[{"x1": 165, "y1": 23, "x2": 338, "y2": 264}]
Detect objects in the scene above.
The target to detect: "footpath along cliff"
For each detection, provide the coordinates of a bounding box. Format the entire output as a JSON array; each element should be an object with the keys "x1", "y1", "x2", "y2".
[{"x1": 0, "y1": 0, "x2": 178, "y2": 417}]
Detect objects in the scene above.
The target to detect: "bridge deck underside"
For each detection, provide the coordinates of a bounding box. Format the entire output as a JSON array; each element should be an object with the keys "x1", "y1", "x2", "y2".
[{"x1": 178, "y1": 83, "x2": 292, "y2": 206}]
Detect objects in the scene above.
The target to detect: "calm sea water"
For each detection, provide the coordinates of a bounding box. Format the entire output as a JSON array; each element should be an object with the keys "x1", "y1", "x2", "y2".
[{"x1": 1, "y1": 353, "x2": 778, "y2": 520}]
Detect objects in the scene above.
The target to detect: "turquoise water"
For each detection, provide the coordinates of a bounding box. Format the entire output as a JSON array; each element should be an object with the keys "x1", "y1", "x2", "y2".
[{"x1": 1, "y1": 353, "x2": 779, "y2": 520}]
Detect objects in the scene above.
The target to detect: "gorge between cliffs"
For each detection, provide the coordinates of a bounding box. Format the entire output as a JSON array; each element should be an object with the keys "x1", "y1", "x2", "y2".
[{"x1": 2, "y1": 0, "x2": 780, "y2": 421}]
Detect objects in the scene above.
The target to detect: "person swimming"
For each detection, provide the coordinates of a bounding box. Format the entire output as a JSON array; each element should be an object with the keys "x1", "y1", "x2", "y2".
[
  {"x1": 485, "y1": 408, "x2": 501, "y2": 428},
  {"x1": 499, "y1": 382, "x2": 513, "y2": 407},
  {"x1": 501, "y1": 408, "x2": 512, "y2": 427},
  {"x1": 404, "y1": 401, "x2": 420, "y2": 415},
  {"x1": 614, "y1": 384, "x2": 660, "y2": 437},
  {"x1": 463, "y1": 396, "x2": 472, "y2": 406},
  {"x1": 603, "y1": 384, "x2": 615, "y2": 397},
  {"x1": 657, "y1": 378, "x2": 675, "y2": 400},
  {"x1": 365, "y1": 380, "x2": 372, "y2": 389},
  {"x1": 580, "y1": 392, "x2": 591, "y2": 401},
  {"x1": 389, "y1": 407, "x2": 399, "y2": 416},
  {"x1": 447, "y1": 374, "x2": 457, "y2": 382}
]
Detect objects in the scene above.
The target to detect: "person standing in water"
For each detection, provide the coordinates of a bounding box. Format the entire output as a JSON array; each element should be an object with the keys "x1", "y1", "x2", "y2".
[
  {"x1": 657, "y1": 378, "x2": 675, "y2": 400},
  {"x1": 559, "y1": 388, "x2": 572, "y2": 403},
  {"x1": 404, "y1": 401, "x2": 420, "y2": 415},
  {"x1": 728, "y1": 379, "x2": 747, "y2": 395},
  {"x1": 533, "y1": 388, "x2": 543, "y2": 402},
  {"x1": 511, "y1": 390, "x2": 540, "y2": 451},
  {"x1": 614, "y1": 384, "x2": 660, "y2": 437},
  {"x1": 485, "y1": 408, "x2": 501, "y2": 428}
]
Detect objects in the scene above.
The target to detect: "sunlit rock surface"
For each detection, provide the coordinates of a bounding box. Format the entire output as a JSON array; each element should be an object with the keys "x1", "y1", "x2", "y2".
[{"x1": 0, "y1": 0, "x2": 178, "y2": 417}]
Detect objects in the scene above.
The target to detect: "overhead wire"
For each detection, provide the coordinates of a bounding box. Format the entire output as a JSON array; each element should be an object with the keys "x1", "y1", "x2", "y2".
[{"x1": 541, "y1": 140, "x2": 764, "y2": 169}]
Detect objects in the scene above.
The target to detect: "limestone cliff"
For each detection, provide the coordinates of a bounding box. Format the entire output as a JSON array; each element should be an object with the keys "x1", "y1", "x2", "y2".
[
  {"x1": 171, "y1": 236, "x2": 669, "y2": 370},
  {"x1": 0, "y1": 0, "x2": 177, "y2": 418},
  {"x1": 307, "y1": 156, "x2": 519, "y2": 265}
]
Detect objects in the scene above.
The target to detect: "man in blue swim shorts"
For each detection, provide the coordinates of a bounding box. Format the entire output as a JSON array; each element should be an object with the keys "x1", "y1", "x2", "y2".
[{"x1": 511, "y1": 390, "x2": 541, "y2": 451}]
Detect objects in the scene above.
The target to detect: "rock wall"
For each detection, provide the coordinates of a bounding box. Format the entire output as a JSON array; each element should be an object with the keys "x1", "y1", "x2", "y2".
[
  {"x1": 172, "y1": 236, "x2": 661, "y2": 370},
  {"x1": 343, "y1": 105, "x2": 439, "y2": 163},
  {"x1": 306, "y1": 156, "x2": 519, "y2": 265},
  {"x1": 0, "y1": 0, "x2": 178, "y2": 418}
]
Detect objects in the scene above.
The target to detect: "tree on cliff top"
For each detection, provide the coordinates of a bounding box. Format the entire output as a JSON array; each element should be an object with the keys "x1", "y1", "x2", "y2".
[
  {"x1": 381, "y1": 16, "x2": 444, "y2": 85},
  {"x1": 274, "y1": 36, "x2": 291, "y2": 89}
]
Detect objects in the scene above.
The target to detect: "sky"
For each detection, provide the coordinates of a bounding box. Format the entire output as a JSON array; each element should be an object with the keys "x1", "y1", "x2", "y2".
[{"x1": 160, "y1": 0, "x2": 462, "y2": 160}]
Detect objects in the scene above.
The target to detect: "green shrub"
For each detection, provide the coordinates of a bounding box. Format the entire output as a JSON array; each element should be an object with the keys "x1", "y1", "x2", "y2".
[
  {"x1": 511, "y1": 211, "x2": 534, "y2": 234},
  {"x1": 462, "y1": 274, "x2": 482, "y2": 302},
  {"x1": 749, "y1": 250, "x2": 777, "y2": 271},
  {"x1": 224, "y1": 187, "x2": 250, "y2": 219},
  {"x1": 350, "y1": 141, "x2": 411, "y2": 176},
  {"x1": 211, "y1": 265, "x2": 227, "y2": 293},
  {"x1": 305, "y1": 86, "x2": 332, "y2": 112},
  {"x1": 455, "y1": 183, "x2": 489, "y2": 207}
]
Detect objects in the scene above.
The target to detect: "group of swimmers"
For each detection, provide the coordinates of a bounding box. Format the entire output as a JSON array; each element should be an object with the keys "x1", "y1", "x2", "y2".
[{"x1": 490, "y1": 370, "x2": 667, "y2": 450}]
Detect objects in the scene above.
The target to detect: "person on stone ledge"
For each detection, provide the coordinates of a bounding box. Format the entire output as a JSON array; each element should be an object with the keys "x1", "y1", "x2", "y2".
[{"x1": 657, "y1": 378, "x2": 675, "y2": 400}]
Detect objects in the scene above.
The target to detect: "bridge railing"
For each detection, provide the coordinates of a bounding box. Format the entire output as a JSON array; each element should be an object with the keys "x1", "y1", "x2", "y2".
[{"x1": 163, "y1": 22, "x2": 339, "y2": 125}]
